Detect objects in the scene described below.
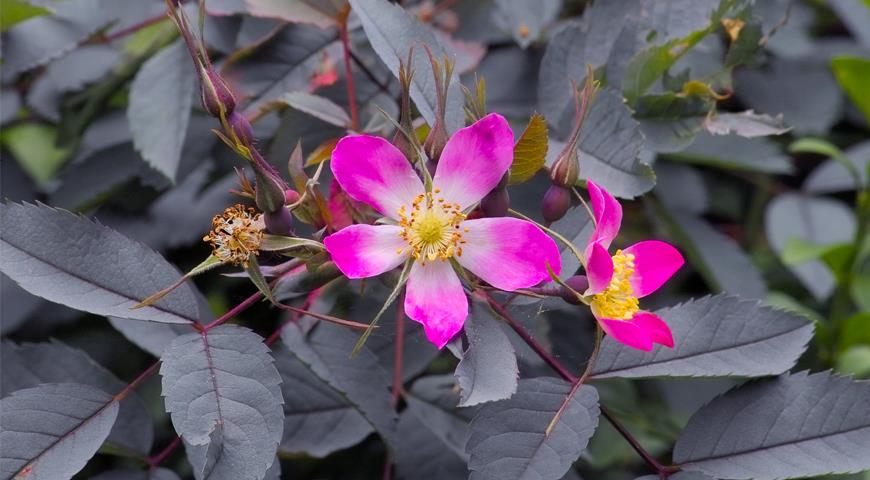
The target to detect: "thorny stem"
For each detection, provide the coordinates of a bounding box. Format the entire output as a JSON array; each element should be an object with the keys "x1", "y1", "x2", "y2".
[
  {"x1": 481, "y1": 290, "x2": 677, "y2": 478},
  {"x1": 338, "y1": 15, "x2": 360, "y2": 130}
]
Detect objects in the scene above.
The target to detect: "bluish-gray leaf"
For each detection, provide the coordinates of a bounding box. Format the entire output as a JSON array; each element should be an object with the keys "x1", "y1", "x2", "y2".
[
  {"x1": 655, "y1": 162, "x2": 708, "y2": 215},
  {"x1": 349, "y1": 0, "x2": 464, "y2": 133},
  {"x1": 282, "y1": 91, "x2": 351, "y2": 127},
  {"x1": 735, "y1": 58, "x2": 843, "y2": 135},
  {"x1": 90, "y1": 467, "x2": 181, "y2": 480},
  {"x1": 493, "y1": 0, "x2": 561, "y2": 49},
  {"x1": 829, "y1": 0, "x2": 870, "y2": 51},
  {"x1": 109, "y1": 317, "x2": 194, "y2": 357},
  {"x1": 467, "y1": 377, "x2": 600, "y2": 480},
  {"x1": 675, "y1": 132, "x2": 794, "y2": 174},
  {"x1": 636, "y1": 473, "x2": 715, "y2": 480},
  {"x1": 273, "y1": 343, "x2": 374, "y2": 458},
  {"x1": 568, "y1": 89, "x2": 654, "y2": 199},
  {"x1": 128, "y1": 40, "x2": 196, "y2": 182},
  {"x1": 704, "y1": 110, "x2": 790, "y2": 138},
  {"x1": 0, "y1": 202, "x2": 201, "y2": 324},
  {"x1": 674, "y1": 371, "x2": 870, "y2": 479},
  {"x1": 456, "y1": 309, "x2": 518, "y2": 407},
  {"x1": 765, "y1": 193, "x2": 857, "y2": 301},
  {"x1": 281, "y1": 321, "x2": 398, "y2": 446},
  {"x1": 49, "y1": 143, "x2": 151, "y2": 210},
  {"x1": 804, "y1": 140, "x2": 870, "y2": 193},
  {"x1": 591, "y1": 295, "x2": 813, "y2": 379},
  {"x1": 1, "y1": 340, "x2": 153, "y2": 455},
  {"x1": 0, "y1": 383, "x2": 119, "y2": 480},
  {"x1": 160, "y1": 325, "x2": 284, "y2": 480}
]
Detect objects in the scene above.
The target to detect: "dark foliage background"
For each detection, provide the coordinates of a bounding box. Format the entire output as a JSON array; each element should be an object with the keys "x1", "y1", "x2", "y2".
[{"x1": 1, "y1": 0, "x2": 869, "y2": 479}]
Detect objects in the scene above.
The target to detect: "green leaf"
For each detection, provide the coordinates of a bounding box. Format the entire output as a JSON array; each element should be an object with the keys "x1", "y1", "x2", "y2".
[
  {"x1": 836, "y1": 345, "x2": 870, "y2": 378},
  {"x1": 781, "y1": 237, "x2": 849, "y2": 266},
  {"x1": 723, "y1": 17, "x2": 763, "y2": 67},
  {"x1": 259, "y1": 234, "x2": 325, "y2": 253},
  {"x1": 0, "y1": 123, "x2": 72, "y2": 184},
  {"x1": 831, "y1": 55, "x2": 870, "y2": 125},
  {"x1": 790, "y1": 137, "x2": 861, "y2": 187},
  {"x1": 839, "y1": 312, "x2": 870, "y2": 350},
  {"x1": 245, "y1": 253, "x2": 276, "y2": 305},
  {"x1": 634, "y1": 92, "x2": 714, "y2": 153},
  {"x1": 509, "y1": 113, "x2": 548, "y2": 185},
  {"x1": 0, "y1": 0, "x2": 49, "y2": 31}
]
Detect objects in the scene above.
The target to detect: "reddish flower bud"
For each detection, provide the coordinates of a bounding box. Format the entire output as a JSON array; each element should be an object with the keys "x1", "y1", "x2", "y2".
[
  {"x1": 284, "y1": 189, "x2": 301, "y2": 206},
  {"x1": 251, "y1": 150, "x2": 289, "y2": 215},
  {"x1": 200, "y1": 67, "x2": 236, "y2": 118},
  {"x1": 264, "y1": 207, "x2": 294, "y2": 236},
  {"x1": 549, "y1": 147, "x2": 580, "y2": 188},
  {"x1": 423, "y1": 121, "x2": 448, "y2": 162},
  {"x1": 227, "y1": 111, "x2": 253, "y2": 146},
  {"x1": 542, "y1": 184, "x2": 572, "y2": 224}
]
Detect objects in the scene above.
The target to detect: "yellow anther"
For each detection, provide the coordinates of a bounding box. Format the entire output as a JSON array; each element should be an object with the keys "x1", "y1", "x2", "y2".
[
  {"x1": 202, "y1": 204, "x2": 264, "y2": 266},
  {"x1": 396, "y1": 191, "x2": 465, "y2": 262},
  {"x1": 590, "y1": 250, "x2": 639, "y2": 320}
]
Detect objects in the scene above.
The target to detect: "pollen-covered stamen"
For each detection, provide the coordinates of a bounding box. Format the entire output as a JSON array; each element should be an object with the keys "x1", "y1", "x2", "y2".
[
  {"x1": 203, "y1": 204, "x2": 265, "y2": 266},
  {"x1": 397, "y1": 188, "x2": 466, "y2": 262},
  {"x1": 590, "y1": 250, "x2": 639, "y2": 320}
]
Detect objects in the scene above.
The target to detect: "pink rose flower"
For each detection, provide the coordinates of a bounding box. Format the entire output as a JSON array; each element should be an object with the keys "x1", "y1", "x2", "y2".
[
  {"x1": 583, "y1": 180, "x2": 685, "y2": 351},
  {"x1": 324, "y1": 113, "x2": 561, "y2": 348}
]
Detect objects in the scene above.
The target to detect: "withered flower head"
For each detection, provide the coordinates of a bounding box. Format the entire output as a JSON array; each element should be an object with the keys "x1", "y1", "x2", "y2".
[{"x1": 203, "y1": 204, "x2": 265, "y2": 266}]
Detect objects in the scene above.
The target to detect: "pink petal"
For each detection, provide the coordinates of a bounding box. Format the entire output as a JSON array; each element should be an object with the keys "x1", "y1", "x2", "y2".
[
  {"x1": 623, "y1": 240, "x2": 684, "y2": 297},
  {"x1": 587, "y1": 180, "x2": 622, "y2": 249},
  {"x1": 632, "y1": 311, "x2": 674, "y2": 348},
  {"x1": 433, "y1": 113, "x2": 514, "y2": 209},
  {"x1": 404, "y1": 261, "x2": 468, "y2": 349},
  {"x1": 323, "y1": 224, "x2": 406, "y2": 279},
  {"x1": 455, "y1": 217, "x2": 560, "y2": 291},
  {"x1": 599, "y1": 318, "x2": 654, "y2": 351},
  {"x1": 331, "y1": 135, "x2": 424, "y2": 219},
  {"x1": 585, "y1": 242, "x2": 614, "y2": 295}
]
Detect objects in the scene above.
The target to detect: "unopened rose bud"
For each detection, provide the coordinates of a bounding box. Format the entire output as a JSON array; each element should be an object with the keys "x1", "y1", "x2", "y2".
[
  {"x1": 423, "y1": 122, "x2": 448, "y2": 162},
  {"x1": 542, "y1": 184, "x2": 572, "y2": 224},
  {"x1": 481, "y1": 187, "x2": 509, "y2": 217},
  {"x1": 549, "y1": 147, "x2": 579, "y2": 188},
  {"x1": 200, "y1": 67, "x2": 236, "y2": 118},
  {"x1": 264, "y1": 207, "x2": 294, "y2": 236},
  {"x1": 251, "y1": 150, "x2": 289, "y2": 214},
  {"x1": 562, "y1": 275, "x2": 589, "y2": 305},
  {"x1": 227, "y1": 111, "x2": 253, "y2": 146},
  {"x1": 284, "y1": 189, "x2": 301, "y2": 206}
]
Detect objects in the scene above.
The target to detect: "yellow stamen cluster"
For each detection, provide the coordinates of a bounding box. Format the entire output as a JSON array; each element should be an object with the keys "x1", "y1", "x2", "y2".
[
  {"x1": 590, "y1": 250, "x2": 639, "y2": 320},
  {"x1": 203, "y1": 204, "x2": 264, "y2": 266},
  {"x1": 397, "y1": 189, "x2": 467, "y2": 263}
]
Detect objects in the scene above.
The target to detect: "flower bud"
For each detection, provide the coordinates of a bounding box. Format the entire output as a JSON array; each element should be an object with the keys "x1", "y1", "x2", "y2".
[
  {"x1": 284, "y1": 189, "x2": 301, "y2": 206},
  {"x1": 423, "y1": 121, "x2": 448, "y2": 162},
  {"x1": 252, "y1": 151, "x2": 289, "y2": 214},
  {"x1": 227, "y1": 111, "x2": 253, "y2": 146},
  {"x1": 264, "y1": 207, "x2": 294, "y2": 236},
  {"x1": 542, "y1": 184, "x2": 572, "y2": 224},
  {"x1": 549, "y1": 147, "x2": 579, "y2": 188},
  {"x1": 480, "y1": 187, "x2": 509, "y2": 217},
  {"x1": 562, "y1": 275, "x2": 589, "y2": 305},
  {"x1": 200, "y1": 67, "x2": 236, "y2": 118}
]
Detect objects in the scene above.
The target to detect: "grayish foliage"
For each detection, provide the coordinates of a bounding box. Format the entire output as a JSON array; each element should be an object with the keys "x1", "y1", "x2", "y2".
[
  {"x1": 0, "y1": 202, "x2": 201, "y2": 324},
  {"x1": 1, "y1": 340, "x2": 153, "y2": 455},
  {"x1": 636, "y1": 473, "x2": 715, "y2": 480},
  {"x1": 455, "y1": 309, "x2": 518, "y2": 407},
  {"x1": 704, "y1": 111, "x2": 791, "y2": 138},
  {"x1": 493, "y1": 0, "x2": 561, "y2": 49},
  {"x1": 273, "y1": 343, "x2": 374, "y2": 458},
  {"x1": 765, "y1": 193, "x2": 857, "y2": 301},
  {"x1": 804, "y1": 140, "x2": 870, "y2": 193},
  {"x1": 655, "y1": 162, "x2": 708, "y2": 215},
  {"x1": 675, "y1": 371, "x2": 870, "y2": 479},
  {"x1": 467, "y1": 377, "x2": 600, "y2": 480},
  {"x1": 91, "y1": 468, "x2": 182, "y2": 480},
  {"x1": 0, "y1": 383, "x2": 119, "y2": 480},
  {"x1": 592, "y1": 295, "x2": 813, "y2": 378},
  {"x1": 281, "y1": 321, "x2": 398, "y2": 446},
  {"x1": 676, "y1": 132, "x2": 794, "y2": 174},
  {"x1": 282, "y1": 91, "x2": 351, "y2": 127},
  {"x1": 160, "y1": 325, "x2": 284, "y2": 480},
  {"x1": 108, "y1": 317, "x2": 194, "y2": 357},
  {"x1": 128, "y1": 40, "x2": 197, "y2": 182},
  {"x1": 396, "y1": 390, "x2": 471, "y2": 480},
  {"x1": 349, "y1": 0, "x2": 464, "y2": 133}
]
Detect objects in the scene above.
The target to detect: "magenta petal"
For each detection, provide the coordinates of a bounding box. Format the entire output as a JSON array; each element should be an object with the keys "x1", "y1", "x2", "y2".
[
  {"x1": 433, "y1": 113, "x2": 514, "y2": 208},
  {"x1": 331, "y1": 135, "x2": 424, "y2": 218},
  {"x1": 587, "y1": 180, "x2": 622, "y2": 249},
  {"x1": 323, "y1": 224, "x2": 406, "y2": 279},
  {"x1": 632, "y1": 311, "x2": 674, "y2": 348},
  {"x1": 404, "y1": 261, "x2": 468, "y2": 349},
  {"x1": 455, "y1": 217, "x2": 560, "y2": 291},
  {"x1": 623, "y1": 240, "x2": 684, "y2": 297},
  {"x1": 585, "y1": 242, "x2": 614, "y2": 295},
  {"x1": 599, "y1": 318, "x2": 654, "y2": 351}
]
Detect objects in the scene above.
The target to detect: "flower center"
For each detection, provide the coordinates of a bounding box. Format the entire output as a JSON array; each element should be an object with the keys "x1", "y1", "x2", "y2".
[
  {"x1": 203, "y1": 204, "x2": 264, "y2": 266},
  {"x1": 397, "y1": 189, "x2": 467, "y2": 262},
  {"x1": 590, "y1": 250, "x2": 639, "y2": 320}
]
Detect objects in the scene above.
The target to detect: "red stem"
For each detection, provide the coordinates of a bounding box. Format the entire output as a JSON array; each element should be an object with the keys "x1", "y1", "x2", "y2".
[
  {"x1": 148, "y1": 436, "x2": 183, "y2": 468},
  {"x1": 391, "y1": 292, "x2": 405, "y2": 407},
  {"x1": 100, "y1": 12, "x2": 170, "y2": 44},
  {"x1": 480, "y1": 290, "x2": 676, "y2": 478},
  {"x1": 202, "y1": 290, "x2": 263, "y2": 331},
  {"x1": 338, "y1": 18, "x2": 360, "y2": 130},
  {"x1": 114, "y1": 360, "x2": 161, "y2": 402}
]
